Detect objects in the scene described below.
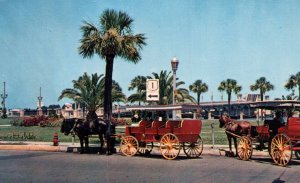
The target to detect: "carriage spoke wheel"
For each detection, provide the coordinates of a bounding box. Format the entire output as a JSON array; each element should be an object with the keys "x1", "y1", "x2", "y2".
[
  {"x1": 138, "y1": 142, "x2": 154, "y2": 155},
  {"x1": 120, "y1": 136, "x2": 139, "y2": 157},
  {"x1": 237, "y1": 136, "x2": 253, "y2": 161},
  {"x1": 271, "y1": 134, "x2": 292, "y2": 166},
  {"x1": 183, "y1": 135, "x2": 203, "y2": 158},
  {"x1": 160, "y1": 133, "x2": 180, "y2": 160}
]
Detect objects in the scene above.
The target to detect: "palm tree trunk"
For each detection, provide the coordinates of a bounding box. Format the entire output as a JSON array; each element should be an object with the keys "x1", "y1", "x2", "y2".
[
  {"x1": 104, "y1": 57, "x2": 114, "y2": 121},
  {"x1": 298, "y1": 85, "x2": 300, "y2": 100},
  {"x1": 228, "y1": 93, "x2": 231, "y2": 116},
  {"x1": 104, "y1": 55, "x2": 115, "y2": 154},
  {"x1": 260, "y1": 91, "x2": 264, "y2": 101},
  {"x1": 260, "y1": 91, "x2": 264, "y2": 121},
  {"x1": 138, "y1": 90, "x2": 141, "y2": 106},
  {"x1": 197, "y1": 93, "x2": 200, "y2": 106}
]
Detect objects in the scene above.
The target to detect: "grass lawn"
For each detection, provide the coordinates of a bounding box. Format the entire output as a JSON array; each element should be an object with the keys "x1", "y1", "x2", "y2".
[
  {"x1": 0, "y1": 118, "x2": 73, "y2": 142},
  {"x1": 0, "y1": 118, "x2": 259, "y2": 145}
]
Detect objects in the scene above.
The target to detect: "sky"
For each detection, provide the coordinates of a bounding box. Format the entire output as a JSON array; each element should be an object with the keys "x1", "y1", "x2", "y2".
[{"x1": 1, "y1": 0, "x2": 300, "y2": 109}]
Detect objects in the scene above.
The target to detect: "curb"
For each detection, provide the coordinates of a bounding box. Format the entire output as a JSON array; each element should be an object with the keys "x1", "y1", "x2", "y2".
[
  {"x1": 0, "y1": 144, "x2": 61, "y2": 152},
  {"x1": 0, "y1": 141, "x2": 270, "y2": 157}
]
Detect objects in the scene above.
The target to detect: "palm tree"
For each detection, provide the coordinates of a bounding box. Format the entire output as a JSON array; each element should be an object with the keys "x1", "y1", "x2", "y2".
[
  {"x1": 281, "y1": 89, "x2": 298, "y2": 100},
  {"x1": 111, "y1": 80, "x2": 127, "y2": 104},
  {"x1": 285, "y1": 71, "x2": 300, "y2": 100},
  {"x1": 218, "y1": 79, "x2": 242, "y2": 114},
  {"x1": 58, "y1": 73, "x2": 104, "y2": 121},
  {"x1": 128, "y1": 75, "x2": 147, "y2": 105},
  {"x1": 78, "y1": 9, "x2": 146, "y2": 123},
  {"x1": 58, "y1": 73, "x2": 126, "y2": 121},
  {"x1": 189, "y1": 80, "x2": 208, "y2": 106},
  {"x1": 150, "y1": 70, "x2": 195, "y2": 105},
  {"x1": 250, "y1": 77, "x2": 274, "y2": 101}
]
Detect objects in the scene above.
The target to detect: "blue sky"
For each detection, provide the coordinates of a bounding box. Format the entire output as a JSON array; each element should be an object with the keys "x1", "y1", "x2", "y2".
[{"x1": 1, "y1": 0, "x2": 300, "y2": 109}]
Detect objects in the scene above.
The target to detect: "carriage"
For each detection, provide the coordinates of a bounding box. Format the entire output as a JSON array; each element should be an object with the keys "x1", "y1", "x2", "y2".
[
  {"x1": 234, "y1": 100, "x2": 300, "y2": 166},
  {"x1": 119, "y1": 105, "x2": 203, "y2": 160}
]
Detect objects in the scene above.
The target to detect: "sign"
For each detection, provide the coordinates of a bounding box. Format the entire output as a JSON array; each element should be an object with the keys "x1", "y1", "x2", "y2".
[{"x1": 146, "y1": 79, "x2": 159, "y2": 101}]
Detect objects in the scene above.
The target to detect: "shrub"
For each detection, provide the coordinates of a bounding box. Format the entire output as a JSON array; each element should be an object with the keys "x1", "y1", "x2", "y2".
[
  {"x1": 39, "y1": 118, "x2": 62, "y2": 127},
  {"x1": 22, "y1": 115, "x2": 47, "y2": 127},
  {"x1": 111, "y1": 117, "x2": 131, "y2": 126},
  {"x1": 10, "y1": 118, "x2": 23, "y2": 126}
]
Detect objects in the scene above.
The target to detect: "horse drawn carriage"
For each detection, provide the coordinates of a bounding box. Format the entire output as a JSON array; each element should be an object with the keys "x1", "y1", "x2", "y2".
[
  {"x1": 119, "y1": 105, "x2": 203, "y2": 160},
  {"x1": 222, "y1": 100, "x2": 300, "y2": 166}
]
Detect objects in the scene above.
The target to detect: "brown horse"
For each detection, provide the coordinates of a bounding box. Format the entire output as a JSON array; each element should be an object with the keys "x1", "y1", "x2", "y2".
[{"x1": 219, "y1": 113, "x2": 252, "y2": 156}]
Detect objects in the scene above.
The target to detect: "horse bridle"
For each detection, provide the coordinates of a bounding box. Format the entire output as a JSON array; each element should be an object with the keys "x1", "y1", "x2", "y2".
[{"x1": 70, "y1": 119, "x2": 79, "y2": 136}]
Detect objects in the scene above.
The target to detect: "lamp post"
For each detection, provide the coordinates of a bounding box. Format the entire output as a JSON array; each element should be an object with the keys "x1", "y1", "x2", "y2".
[{"x1": 171, "y1": 57, "x2": 179, "y2": 119}]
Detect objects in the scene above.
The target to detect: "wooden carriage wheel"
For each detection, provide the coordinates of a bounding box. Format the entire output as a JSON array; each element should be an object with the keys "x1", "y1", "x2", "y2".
[
  {"x1": 120, "y1": 136, "x2": 139, "y2": 157},
  {"x1": 271, "y1": 134, "x2": 292, "y2": 166},
  {"x1": 237, "y1": 136, "x2": 253, "y2": 161},
  {"x1": 138, "y1": 142, "x2": 154, "y2": 155},
  {"x1": 183, "y1": 135, "x2": 203, "y2": 158},
  {"x1": 295, "y1": 150, "x2": 300, "y2": 160},
  {"x1": 159, "y1": 133, "x2": 180, "y2": 160}
]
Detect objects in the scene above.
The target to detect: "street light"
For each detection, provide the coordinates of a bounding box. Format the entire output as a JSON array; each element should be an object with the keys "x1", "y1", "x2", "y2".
[{"x1": 171, "y1": 57, "x2": 179, "y2": 119}]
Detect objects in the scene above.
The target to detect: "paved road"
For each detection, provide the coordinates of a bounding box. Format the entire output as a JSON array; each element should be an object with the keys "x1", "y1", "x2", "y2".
[{"x1": 0, "y1": 150, "x2": 299, "y2": 183}]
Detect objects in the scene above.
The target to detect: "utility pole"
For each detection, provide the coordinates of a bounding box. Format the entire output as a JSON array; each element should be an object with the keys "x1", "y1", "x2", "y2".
[{"x1": 1, "y1": 82, "x2": 8, "y2": 118}]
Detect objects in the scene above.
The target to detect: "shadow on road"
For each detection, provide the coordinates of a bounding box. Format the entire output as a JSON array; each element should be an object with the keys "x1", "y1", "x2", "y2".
[
  {"x1": 65, "y1": 146, "x2": 204, "y2": 161},
  {"x1": 250, "y1": 156, "x2": 300, "y2": 167},
  {"x1": 0, "y1": 152, "x2": 52, "y2": 161},
  {"x1": 132, "y1": 153, "x2": 204, "y2": 161}
]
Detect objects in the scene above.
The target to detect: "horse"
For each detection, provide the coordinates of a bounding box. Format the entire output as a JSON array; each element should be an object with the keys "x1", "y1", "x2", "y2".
[
  {"x1": 219, "y1": 113, "x2": 252, "y2": 156},
  {"x1": 60, "y1": 118, "x2": 107, "y2": 154}
]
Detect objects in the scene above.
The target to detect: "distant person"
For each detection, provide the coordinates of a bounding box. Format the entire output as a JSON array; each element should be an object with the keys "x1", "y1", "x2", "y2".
[
  {"x1": 131, "y1": 113, "x2": 140, "y2": 123},
  {"x1": 270, "y1": 111, "x2": 284, "y2": 137}
]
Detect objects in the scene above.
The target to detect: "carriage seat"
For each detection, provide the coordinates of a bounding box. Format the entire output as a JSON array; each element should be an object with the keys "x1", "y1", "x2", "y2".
[
  {"x1": 287, "y1": 117, "x2": 300, "y2": 138},
  {"x1": 126, "y1": 120, "x2": 151, "y2": 135},
  {"x1": 173, "y1": 119, "x2": 202, "y2": 135},
  {"x1": 145, "y1": 120, "x2": 165, "y2": 135},
  {"x1": 158, "y1": 120, "x2": 181, "y2": 135}
]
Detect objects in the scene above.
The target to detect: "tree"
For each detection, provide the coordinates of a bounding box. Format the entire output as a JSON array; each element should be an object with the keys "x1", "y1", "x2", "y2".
[
  {"x1": 281, "y1": 89, "x2": 298, "y2": 100},
  {"x1": 218, "y1": 79, "x2": 242, "y2": 114},
  {"x1": 58, "y1": 72, "x2": 126, "y2": 121},
  {"x1": 58, "y1": 73, "x2": 104, "y2": 121},
  {"x1": 128, "y1": 75, "x2": 147, "y2": 105},
  {"x1": 285, "y1": 71, "x2": 300, "y2": 100},
  {"x1": 150, "y1": 70, "x2": 195, "y2": 105},
  {"x1": 250, "y1": 77, "x2": 274, "y2": 101},
  {"x1": 111, "y1": 80, "x2": 127, "y2": 104},
  {"x1": 78, "y1": 9, "x2": 146, "y2": 124},
  {"x1": 189, "y1": 80, "x2": 208, "y2": 106}
]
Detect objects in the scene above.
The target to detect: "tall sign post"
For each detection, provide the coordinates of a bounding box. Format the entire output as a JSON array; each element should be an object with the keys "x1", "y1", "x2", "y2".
[{"x1": 1, "y1": 82, "x2": 8, "y2": 118}]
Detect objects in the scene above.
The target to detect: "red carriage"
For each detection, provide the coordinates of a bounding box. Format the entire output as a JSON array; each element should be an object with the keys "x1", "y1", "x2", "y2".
[
  {"x1": 119, "y1": 105, "x2": 203, "y2": 160},
  {"x1": 235, "y1": 101, "x2": 300, "y2": 166}
]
